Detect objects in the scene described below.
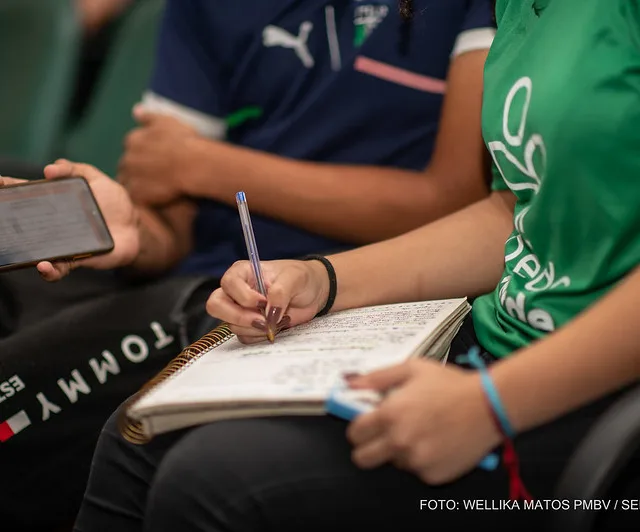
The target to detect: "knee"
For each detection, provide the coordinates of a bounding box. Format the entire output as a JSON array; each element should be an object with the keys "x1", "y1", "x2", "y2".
[
  {"x1": 90, "y1": 404, "x2": 128, "y2": 464},
  {"x1": 81, "y1": 404, "x2": 145, "y2": 499},
  {"x1": 146, "y1": 429, "x2": 225, "y2": 512},
  {"x1": 144, "y1": 424, "x2": 252, "y2": 529},
  {"x1": 146, "y1": 444, "x2": 194, "y2": 517},
  {"x1": 74, "y1": 405, "x2": 152, "y2": 529}
]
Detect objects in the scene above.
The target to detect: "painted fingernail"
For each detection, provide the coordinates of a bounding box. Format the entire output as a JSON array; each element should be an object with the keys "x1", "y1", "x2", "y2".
[
  {"x1": 278, "y1": 315, "x2": 291, "y2": 328},
  {"x1": 343, "y1": 372, "x2": 362, "y2": 382},
  {"x1": 257, "y1": 300, "x2": 267, "y2": 311},
  {"x1": 266, "y1": 307, "x2": 282, "y2": 329},
  {"x1": 251, "y1": 319, "x2": 267, "y2": 332}
]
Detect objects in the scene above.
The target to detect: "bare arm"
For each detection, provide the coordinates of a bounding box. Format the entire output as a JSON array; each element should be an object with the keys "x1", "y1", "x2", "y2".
[
  {"x1": 76, "y1": 0, "x2": 132, "y2": 34},
  {"x1": 181, "y1": 50, "x2": 490, "y2": 244},
  {"x1": 205, "y1": 190, "x2": 514, "y2": 345},
  {"x1": 492, "y1": 266, "x2": 640, "y2": 434},
  {"x1": 128, "y1": 199, "x2": 196, "y2": 275},
  {"x1": 37, "y1": 160, "x2": 196, "y2": 281},
  {"x1": 323, "y1": 191, "x2": 515, "y2": 311}
]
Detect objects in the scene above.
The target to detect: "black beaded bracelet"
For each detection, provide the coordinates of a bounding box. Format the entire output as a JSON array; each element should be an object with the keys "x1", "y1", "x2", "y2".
[{"x1": 300, "y1": 255, "x2": 337, "y2": 317}]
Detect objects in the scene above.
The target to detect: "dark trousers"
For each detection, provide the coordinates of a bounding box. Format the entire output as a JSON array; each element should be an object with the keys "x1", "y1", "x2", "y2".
[
  {"x1": 0, "y1": 269, "x2": 218, "y2": 531},
  {"x1": 72, "y1": 318, "x2": 639, "y2": 532}
]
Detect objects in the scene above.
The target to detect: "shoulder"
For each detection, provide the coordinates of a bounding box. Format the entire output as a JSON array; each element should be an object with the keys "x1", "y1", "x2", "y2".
[
  {"x1": 493, "y1": 0, "x2": 524, "y2": 27},
  {"x1": 450, "y1": 0, "x2": 497, "y2": 56}
]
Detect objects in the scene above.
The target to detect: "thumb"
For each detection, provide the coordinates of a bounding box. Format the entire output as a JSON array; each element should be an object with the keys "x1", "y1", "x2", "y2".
[
  {"x1": 0, "y1": 176, "x2": 28, "y2": 187},
  {"x1": 132, "y1": 103, "x2": 159, "y2": 126},
  {"x1": 350, "y1": 362, "x2": 413, "y2": 392},
  {"x1": 44, "y1": 160, "x2": 104, "y2": 183},
  {"x1": 43, "y1": 159, "x2": 87, "y2": 180},
  {"x1": 43, "y1": 159, "x2": 74, "y2": 179}
]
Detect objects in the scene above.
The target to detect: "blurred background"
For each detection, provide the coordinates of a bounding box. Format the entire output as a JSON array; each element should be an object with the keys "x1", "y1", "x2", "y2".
[{"x1": 0, "y1": 0, "x2": 164, "y2": 178}]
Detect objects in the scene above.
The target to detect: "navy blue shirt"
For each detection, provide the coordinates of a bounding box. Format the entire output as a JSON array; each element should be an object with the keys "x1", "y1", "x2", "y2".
[{"x1": 144, "y1": 0, "x2": 495, "y2": 278}]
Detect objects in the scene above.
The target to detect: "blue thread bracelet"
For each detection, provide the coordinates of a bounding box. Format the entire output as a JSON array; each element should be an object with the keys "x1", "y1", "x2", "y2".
[
  {"x1": 457, "y1": 347, "x2": 515, "y2": 438},
  {"x1": 457, "y1": 347, "x2": 533, "y2": 500},
  {"x1": 456, "y1": 347, "x2": 508, "y2": 471}
]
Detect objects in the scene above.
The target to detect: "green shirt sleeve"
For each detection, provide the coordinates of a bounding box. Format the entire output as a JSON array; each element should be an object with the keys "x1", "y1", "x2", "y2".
[{"x1": 490, "y1": 162, "x2": 509, "y2": 191}]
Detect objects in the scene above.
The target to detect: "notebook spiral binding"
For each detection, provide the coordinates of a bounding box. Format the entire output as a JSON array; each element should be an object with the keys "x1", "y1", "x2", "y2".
[{"x1": 119, "y1": 322, "x2": 233, "y2": 445}]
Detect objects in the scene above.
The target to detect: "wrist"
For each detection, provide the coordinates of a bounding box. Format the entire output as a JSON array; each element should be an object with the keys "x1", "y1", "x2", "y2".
[
  {"x1": 123, "y1": 206, "x2": 144, "y2": 268},
  {"x1": 301, "y1": 255, "x2": 337, "y2": 317},
  {"x1": 466, "y1": 372, "x2": 503, "y2": 449},
  {"x1": 180, "y1": 136, "x2": 219, "y2": 198},
  {"x1": 457, "y1": 348, "x2": 533, "y2": 501},
  {"x1": 307, "y1": 259, "x2": 331, "y2": 316}
]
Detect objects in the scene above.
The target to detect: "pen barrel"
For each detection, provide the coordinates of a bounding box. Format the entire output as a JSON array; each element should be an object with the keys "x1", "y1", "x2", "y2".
[{"x1": 236, "y1": 193, "x2": 267, "y2": 296}]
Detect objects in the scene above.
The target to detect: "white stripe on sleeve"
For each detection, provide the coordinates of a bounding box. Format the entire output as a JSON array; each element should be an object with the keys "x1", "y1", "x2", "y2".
[
  {"x1": 451, "y1": 27, "x2": 496, "y2": 57},
  {"x1": 140, "y1": 91, "x2": 227, "y2": 139}
]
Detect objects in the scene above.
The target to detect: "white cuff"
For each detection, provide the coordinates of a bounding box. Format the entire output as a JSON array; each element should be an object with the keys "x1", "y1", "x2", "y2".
[
  {"x1": 140, "y1": 91, "x2": 227, "y2": 140},
  {"x1": 451, "y1": 27, "x2": 495, "y2": 57}
]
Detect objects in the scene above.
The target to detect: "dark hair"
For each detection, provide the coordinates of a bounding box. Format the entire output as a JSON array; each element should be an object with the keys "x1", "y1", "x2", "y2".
[
  {"x1": 398, "y1": 0, "x2": 414, "y2": 55},
  {"x1": 399, "y1": 0, "x2": 414, "y2": 21}
]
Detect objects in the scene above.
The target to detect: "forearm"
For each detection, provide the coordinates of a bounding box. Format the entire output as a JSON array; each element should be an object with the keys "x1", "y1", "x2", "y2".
[
  {"x1": 326, "y1": 192, "x2": 515, "y2": 311},
  {"x1": 77, "y1": 0, "x2": 132, "y2": 33},
  {"x1": 492, "y1": 266, "x2": 640, "y2": 434},
  {"x1": 184, "y1": 139, "x2": 488, "y2": 244},
  {"x1": 127, "y1": 201, "x2": 195, "y2": 275}
]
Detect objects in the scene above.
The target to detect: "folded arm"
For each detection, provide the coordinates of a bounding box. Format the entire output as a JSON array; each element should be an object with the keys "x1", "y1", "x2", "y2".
[
  {"x1": 127, "y1": 200, "x2": 196, "y2": 276},
  {"x1": 181, "y1": 50, "x2": 490, "y2": 244}
]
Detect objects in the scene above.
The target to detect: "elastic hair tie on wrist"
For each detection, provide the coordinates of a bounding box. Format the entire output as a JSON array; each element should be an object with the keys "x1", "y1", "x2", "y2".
[{"x1": 300, "y1": 255, "x2": 337, "y2": 317}]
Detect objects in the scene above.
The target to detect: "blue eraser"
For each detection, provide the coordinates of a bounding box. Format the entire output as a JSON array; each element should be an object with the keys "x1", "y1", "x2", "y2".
[
  {"x1": 325, "y1": 394, "x2": 365, "y2": 421},
  {"x1": 325, "y1": 381, "x2": 381, "y2": 421},
  {"x1": 325, "y1": 379, "x2": 500, "y2": 473}
]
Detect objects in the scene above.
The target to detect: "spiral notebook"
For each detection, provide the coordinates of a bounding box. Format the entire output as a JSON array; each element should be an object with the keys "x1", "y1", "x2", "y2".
[{"x1": 121, "y1": 298, "x2": 471, "y2": 444}]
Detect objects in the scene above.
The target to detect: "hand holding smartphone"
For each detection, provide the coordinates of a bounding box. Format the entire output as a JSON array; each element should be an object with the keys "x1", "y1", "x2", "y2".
[{"x1": 0, "y1": 176, "x2": 114, "y2": 272}]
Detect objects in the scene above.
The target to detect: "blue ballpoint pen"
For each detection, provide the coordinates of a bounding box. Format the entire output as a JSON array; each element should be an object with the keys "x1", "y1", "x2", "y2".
[{"x1": 235, "y1": 191, "x2": 275, "y2": 342}]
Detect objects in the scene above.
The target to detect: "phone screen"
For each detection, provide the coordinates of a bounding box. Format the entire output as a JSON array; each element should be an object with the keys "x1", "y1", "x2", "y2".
[{"x1": 0, "y1": 177, "x2": 114, "y2": 270}]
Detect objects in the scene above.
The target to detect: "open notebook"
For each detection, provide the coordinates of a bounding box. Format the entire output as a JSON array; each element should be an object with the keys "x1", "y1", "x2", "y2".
[{"x1": 121, "y1": 298, "x2": 471, "y2": 443}]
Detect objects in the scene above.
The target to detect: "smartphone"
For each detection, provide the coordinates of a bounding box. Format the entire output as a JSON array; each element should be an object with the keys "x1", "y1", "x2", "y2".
[{"x1": 0, "y1": 176, "x2": 114, "y2": 272}]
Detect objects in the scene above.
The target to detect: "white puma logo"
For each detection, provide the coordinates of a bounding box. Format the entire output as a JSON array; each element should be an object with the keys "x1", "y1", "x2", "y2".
[{"x1": 262, "y1": 22, "x2": 315, "y2": 68}]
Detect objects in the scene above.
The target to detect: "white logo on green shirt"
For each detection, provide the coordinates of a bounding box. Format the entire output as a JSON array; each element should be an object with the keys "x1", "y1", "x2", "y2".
[{"x1": 488, "y1": 77, "x2": 571, "y2": 332}]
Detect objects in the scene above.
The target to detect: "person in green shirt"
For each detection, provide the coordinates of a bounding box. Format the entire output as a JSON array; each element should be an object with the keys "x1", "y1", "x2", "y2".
[{"x1": 66, "y1": 0, "x2": 640, "y2": 530}]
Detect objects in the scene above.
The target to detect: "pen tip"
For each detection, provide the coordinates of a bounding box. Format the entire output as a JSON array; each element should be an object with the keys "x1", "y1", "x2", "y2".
[{"x1": 266, "y1": 326, "x2": 275, "y2": 343}]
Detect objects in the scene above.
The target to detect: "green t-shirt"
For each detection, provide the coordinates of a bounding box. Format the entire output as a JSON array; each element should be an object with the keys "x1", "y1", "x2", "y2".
[{"x1": 472, "y1": 0, "x2": 640, "y2": 357}]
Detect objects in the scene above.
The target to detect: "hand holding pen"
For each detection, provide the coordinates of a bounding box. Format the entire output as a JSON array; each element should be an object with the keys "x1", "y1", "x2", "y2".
[{"x1": 236, "y1": 191, "x2": 277, "y2": 342}]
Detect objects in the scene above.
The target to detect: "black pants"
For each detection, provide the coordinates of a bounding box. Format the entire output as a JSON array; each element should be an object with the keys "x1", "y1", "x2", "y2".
[
  {"x1": 72, "y1": 318, "x2": 639, "y2": 532},
  {"x1": 0, "y1": 268, "x2": 218, "y2": 531}
]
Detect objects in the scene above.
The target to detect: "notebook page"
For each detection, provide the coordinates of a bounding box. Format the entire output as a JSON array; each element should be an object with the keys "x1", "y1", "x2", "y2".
[{"x1": 131, "y1": 299, "x2": 466, "y2": 413}]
